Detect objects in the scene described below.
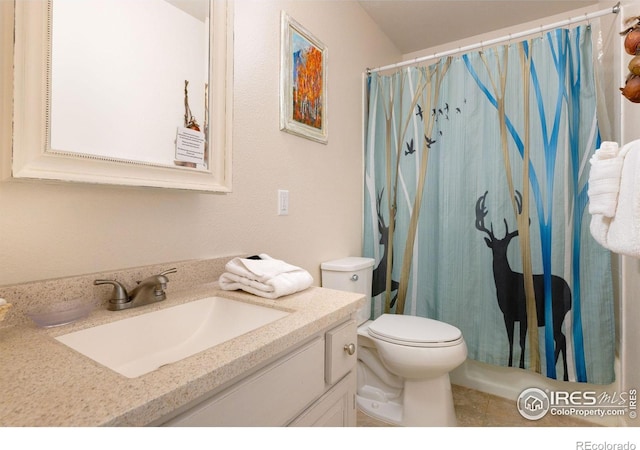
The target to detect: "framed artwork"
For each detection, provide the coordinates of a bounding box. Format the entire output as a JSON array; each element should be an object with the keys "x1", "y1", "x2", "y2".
[{"x1": 280, "y1": 11, "x2": 328, "y2": 144}]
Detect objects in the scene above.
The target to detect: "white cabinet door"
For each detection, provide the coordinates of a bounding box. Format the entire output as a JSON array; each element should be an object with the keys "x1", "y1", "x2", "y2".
[{"x1": 288, "y1": 371, "x2": 357, "y2": 427}]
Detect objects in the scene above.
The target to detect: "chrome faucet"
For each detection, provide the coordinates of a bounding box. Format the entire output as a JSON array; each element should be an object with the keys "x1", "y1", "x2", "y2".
[{"x1": 95, "y1": 268, "x2": 177, "y2": 311}]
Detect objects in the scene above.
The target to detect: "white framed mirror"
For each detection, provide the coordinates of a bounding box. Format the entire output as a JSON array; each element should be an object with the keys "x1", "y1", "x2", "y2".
[{"x1": 5, "y1": 0, "x2": 232, "y2": 192}]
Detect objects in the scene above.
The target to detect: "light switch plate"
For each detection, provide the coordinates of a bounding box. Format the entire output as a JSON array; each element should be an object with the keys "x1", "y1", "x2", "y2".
[{"x1": 278, "y1": 189, "x2": 289, "y2": 215}]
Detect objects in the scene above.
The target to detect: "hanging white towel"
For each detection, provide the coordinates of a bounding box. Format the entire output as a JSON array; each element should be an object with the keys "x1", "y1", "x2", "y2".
[
  {"x1": 589, "y1": 214, "x2": 610, "y2": 248},
  {"x1": 589, "y1": 139, "x2": 640, "y2": 257},
  {"x1": 588, "y1": 141, "x2": 623, "y2": 218},
  {"x1": 218, "y1": 254, "x2": 313, "y2": 299},
  {"x1": 601, "y1": 140, "x2": 640, "y2": 257}
]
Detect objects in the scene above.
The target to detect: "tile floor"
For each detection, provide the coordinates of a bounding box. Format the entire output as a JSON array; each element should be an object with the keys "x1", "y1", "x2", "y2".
[{"x1": 356, "y1": 384, "x2": 597, "y2": 427}]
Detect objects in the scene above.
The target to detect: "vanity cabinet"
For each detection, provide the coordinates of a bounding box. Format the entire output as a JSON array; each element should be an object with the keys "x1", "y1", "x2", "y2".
[{"x1": 162, "y1": 320, "x2": 357, "y2": 427}]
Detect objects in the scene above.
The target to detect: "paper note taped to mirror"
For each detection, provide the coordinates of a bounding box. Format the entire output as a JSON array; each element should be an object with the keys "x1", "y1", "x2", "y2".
[{"x1": 176, "y1": 127, "x2": 205, "y2": 165}]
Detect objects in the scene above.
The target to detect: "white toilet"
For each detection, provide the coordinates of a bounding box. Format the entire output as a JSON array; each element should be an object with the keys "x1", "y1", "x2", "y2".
[{"x1": 321, "y1": 257, "x2": 467, "y2": 426}]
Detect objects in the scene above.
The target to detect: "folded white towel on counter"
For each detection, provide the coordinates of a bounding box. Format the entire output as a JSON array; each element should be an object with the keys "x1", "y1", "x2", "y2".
[
  {"x1": 588, "y1": 141, "x2": 623, "y2": 218},
  {"x1": 218, "y1": 254, "x2": 313, "y2": 299}
]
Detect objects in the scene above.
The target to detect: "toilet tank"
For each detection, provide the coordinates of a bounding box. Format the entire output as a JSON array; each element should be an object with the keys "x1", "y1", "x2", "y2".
[{"x1": 321, "y1": 257, "x2": 375, "y2": 325}]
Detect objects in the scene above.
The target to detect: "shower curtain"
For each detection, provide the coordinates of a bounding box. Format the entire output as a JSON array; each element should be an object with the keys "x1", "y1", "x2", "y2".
[{"x1": 363, "y1": 25, "x2": 615, "y2": 384}]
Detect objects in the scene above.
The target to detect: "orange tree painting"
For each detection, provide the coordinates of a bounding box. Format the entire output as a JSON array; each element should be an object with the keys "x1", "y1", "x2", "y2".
[
  {"x1": 280, "y1": 12, "x2": 327, "y2": 143},
  {"x1": 292, "y1": 30, "x2": 323, "y2": 130}
]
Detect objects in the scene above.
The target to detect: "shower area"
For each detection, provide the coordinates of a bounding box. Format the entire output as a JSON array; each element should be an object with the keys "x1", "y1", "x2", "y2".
[{"x1": 362, "y1": 3, "x2": 633, "y2": 426}]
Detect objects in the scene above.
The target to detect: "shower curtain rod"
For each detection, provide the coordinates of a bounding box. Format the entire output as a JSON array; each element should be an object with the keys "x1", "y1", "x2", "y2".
[{"x1": 367, "y1": 2, "x2": 620, "y2": 74}]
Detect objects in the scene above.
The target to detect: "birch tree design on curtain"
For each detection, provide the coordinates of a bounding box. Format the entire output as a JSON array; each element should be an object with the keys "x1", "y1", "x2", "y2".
[
  {"x1": 364, "y1": 25, "x2": 615, "y2": 383},
  {"x1": 364, "y1": 59, "x2": 450, "y2": 314}
]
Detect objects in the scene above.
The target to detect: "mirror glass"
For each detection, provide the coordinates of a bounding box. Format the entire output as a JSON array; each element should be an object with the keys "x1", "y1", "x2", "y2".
[{"x1": 49, "y1": 0, "x2": 210, "y2": 170}]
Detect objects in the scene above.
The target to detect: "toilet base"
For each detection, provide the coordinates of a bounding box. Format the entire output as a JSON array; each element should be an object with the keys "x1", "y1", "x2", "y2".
[
  {"x1": 357, "y1": 395, "x2": 403, "y2": 425},
  {"x1": 358, "y1": 373, "x2": 458, "y2": 426}
]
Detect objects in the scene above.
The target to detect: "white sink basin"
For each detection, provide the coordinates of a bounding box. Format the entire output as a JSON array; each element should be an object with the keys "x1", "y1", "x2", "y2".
[{"x1": 55, "y1": 296, "x2": 289, "y2": 378}]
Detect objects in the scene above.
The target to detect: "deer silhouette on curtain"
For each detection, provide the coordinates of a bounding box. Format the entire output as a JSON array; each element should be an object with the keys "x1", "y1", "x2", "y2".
[
  {"x1": 475, "y1": 190, "x2": 572, "y2": 381},
  {"x1": 363, "y1": 25, "x2": 615, "y2": 383}
]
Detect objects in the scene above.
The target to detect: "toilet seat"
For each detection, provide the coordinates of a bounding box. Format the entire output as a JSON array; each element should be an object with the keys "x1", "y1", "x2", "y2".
[{"x1": 368, "y1": 314, "x2": 463, "y2": 348}]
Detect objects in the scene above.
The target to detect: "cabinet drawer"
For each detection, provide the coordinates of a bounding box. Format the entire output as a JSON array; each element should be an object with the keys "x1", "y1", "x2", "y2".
[
  {"x1": 325, "y1": 320, "x2": 357, "y2": 385},
  {"x1": 165, "y1": 338, "x2": 325, "y2": 426}
]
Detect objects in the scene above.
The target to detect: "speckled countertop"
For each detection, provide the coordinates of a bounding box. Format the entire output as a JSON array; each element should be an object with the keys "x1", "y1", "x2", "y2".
[{"x1": 0, "y1": 283, "x2": 364, "y2": 426}]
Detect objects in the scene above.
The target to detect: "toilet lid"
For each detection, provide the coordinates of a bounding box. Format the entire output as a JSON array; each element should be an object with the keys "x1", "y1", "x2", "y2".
[{"x1": 368, "y1": 314, "x2": 463, "y2": 347}]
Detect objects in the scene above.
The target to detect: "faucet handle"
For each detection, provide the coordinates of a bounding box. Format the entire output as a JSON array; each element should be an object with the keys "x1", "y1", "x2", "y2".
[
  {"x1": 159, "y1": 268, "x2": 177, "y2": 276},
  {"x1": 94, "y1": 279, "x2": 129, "y2": 306},
  {"x1": 155, "y1": 268, "x2": 177, "y2": 288},
  {"x1": 155, "y1": 268, "x2": 177, "y2": 294}
]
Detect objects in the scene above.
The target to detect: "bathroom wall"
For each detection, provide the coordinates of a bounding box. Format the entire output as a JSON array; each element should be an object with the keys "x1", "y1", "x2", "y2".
[
  {"x1": 618, "y1": 0, "x2": 640, "y2": 427},
  {"x1": 400, "y1": 3, "x2": 613, "y2": 63},
  {"x1": 0, "y1": 1, "x2": 400, "y2": 287}
]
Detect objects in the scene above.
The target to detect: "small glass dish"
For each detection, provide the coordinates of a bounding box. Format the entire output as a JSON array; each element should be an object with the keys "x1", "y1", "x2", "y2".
[{"x1": 26, "y1": 298, "x2": 94, "y2": 328}]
